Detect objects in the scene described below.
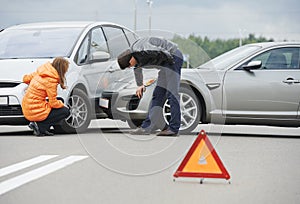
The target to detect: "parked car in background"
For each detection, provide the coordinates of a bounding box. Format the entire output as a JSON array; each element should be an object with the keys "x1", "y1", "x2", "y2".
[
  {"x1": 0, "y1": 21, "x2": 138, "y2": 133},
  {"x1": 101, "y1": 42, "x2": 300, "y2": 133}
]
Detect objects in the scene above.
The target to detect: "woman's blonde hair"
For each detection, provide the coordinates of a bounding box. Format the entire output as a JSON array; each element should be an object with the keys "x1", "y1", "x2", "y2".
[{"x1": 51, "y1": 57, "x2": 69, "y2": 89}]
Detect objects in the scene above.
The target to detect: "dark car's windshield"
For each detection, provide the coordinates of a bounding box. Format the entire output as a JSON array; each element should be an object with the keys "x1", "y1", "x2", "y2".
[
  {"x1": 0, "y1": 27, "x2": 83, "y2": 59},
  {"x1": 200, "y1": 45, "x2": 262, "y2": 70}
]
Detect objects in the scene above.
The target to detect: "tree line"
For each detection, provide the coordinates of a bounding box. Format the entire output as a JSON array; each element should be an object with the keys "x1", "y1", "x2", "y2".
[{"x1": 173, "y1": 33, "x2": 274, "y2": 68}]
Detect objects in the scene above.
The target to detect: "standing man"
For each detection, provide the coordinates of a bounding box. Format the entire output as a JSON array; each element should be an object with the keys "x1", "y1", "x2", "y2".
[{"x1": 117, "y1": 37, "x2": 183, "y2": 136}]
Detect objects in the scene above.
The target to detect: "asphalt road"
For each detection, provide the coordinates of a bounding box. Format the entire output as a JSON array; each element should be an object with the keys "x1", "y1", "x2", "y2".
[{"x1": 0, "y1": 120, "x2": 299, "y2": 204}]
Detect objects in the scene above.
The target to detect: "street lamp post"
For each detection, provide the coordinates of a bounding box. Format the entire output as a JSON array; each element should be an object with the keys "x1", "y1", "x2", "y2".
[
  {"x1": 146, "y1": 0, "x2": 153, "y2": 34},
  {"x1": 239, "y1": 28, "x2": 246, "y2": 47},
  {"x1": 134, "y1": 0, "x2": 137, "y2": 32}
]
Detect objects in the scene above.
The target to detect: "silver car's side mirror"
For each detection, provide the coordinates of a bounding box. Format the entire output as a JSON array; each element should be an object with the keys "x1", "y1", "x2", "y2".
[
  {"x1": 91, "y1": 51, "x2": 110, "y2": 62},
  {"x1": 242, "y1": 60, "x2": 262, "y2": 71}
]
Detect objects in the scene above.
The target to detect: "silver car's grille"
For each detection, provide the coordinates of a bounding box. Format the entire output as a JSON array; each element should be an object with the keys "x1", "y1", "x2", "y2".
[
  {"x1": 0, "y1": 105, "x2": 23, "y2": 116},
  {"x1": 0, "y1": 82, "x2": 20, "y2": 88}
]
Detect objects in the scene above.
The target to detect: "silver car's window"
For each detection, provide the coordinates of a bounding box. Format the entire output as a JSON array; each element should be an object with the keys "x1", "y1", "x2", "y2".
[
  {"x1": 200, "y1": 45, "x2": 261, "y2": 70},
  {"x1": 102, "y1": 26, "x2": 130, "y2": 58},
  {"x1": 76, "y1": 28, "x2": 109, "y2": 65},
  {"x1": 89, "y1": 27, "x2": 108, "y2": 58},
  {"x1": 0, "y1": 28, "x2": 82, "y2": 59},
  {"x1": 249, "y1": 47, "x2": 300, "y2": 69},
  {"x1": 123, "y1": 29, "x2": 139, "y2": 45},
  {"x1": 76, "y1": 34, "x2": 90, "y2": 64}
]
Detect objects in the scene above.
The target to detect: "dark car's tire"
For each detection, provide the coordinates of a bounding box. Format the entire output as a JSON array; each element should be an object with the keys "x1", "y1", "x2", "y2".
[
  {"x1": 127, "y1": 119, "x2": 143, "y2": 129},
  {"x1": 54, "y1": 88, "x2": 91, "y2": 134},
  {"x1": 163, "y1": 86, "x2": 201, "y2": 133}
]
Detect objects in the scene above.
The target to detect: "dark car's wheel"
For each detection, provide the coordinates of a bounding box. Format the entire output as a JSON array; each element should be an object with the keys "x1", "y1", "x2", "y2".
[
  {"x1": 54, "y1": 88, "x2": 91, "y2": 133},
  {"x1": 127, "y1": 119, "x2": 143, "y2": 129},
  {"x1": 163, "y1": 86, "x2": 201, "y2": 133}
]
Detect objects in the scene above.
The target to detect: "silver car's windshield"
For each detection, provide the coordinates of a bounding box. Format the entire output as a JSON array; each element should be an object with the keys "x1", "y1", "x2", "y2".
[
  {"x1": 0, "y1": 27, "x2": 83, "y2": 59},
  {"x1": 200, "y1": 45, "x2": 261, "y2": 70}
]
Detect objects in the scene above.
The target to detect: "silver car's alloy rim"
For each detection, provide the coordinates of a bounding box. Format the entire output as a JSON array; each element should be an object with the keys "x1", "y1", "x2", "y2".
[
  {"x1": 163, "y1": 92, "x2": 198, "y2": 131},
  {"x1": 66, "y1": 95, "x2": 88, "y2": 129}
]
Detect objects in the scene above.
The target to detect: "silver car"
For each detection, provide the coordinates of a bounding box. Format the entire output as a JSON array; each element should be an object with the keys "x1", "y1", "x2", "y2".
[
  {"x1": 101, "y1": 42, "x2": 300, "y2": 133},
  {"x1": 0, "y1": 21, "x2": 138, "y2": 133}
]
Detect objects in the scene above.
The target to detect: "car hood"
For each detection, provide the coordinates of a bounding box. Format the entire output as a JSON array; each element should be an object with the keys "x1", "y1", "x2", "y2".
[{"x1": 0, "y1": 58, "x2": 51, "y2": 82}]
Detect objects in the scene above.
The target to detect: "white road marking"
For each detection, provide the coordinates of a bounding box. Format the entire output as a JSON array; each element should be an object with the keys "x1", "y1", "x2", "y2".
[
  {"x1": 0, "y1": 155, "x2": 88, "y2": 195},
  {"x1": 0, "y1": 155, "x2": 59, "y2": 178}
]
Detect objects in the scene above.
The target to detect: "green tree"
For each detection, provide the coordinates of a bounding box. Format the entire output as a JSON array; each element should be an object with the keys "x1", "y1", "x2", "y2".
[
  {"x1": 188, "y1": 33, "x2": 274, "y2": 60},
  {"x1": 172, "y1": 33, "x2": 274, "y2": 68}
]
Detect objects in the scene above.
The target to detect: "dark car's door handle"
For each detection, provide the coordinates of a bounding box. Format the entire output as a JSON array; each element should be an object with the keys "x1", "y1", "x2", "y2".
[{"x1": 283, "y1": 79, "x2": 300, "y2": 84}]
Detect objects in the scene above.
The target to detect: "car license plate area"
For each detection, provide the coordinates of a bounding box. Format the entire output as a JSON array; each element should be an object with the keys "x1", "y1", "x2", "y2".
[
  {"x1": 99, "y1": 98, "x2": 109, "y2": 109},
  {"x1": 0, "y1": 96, "x2": 8, "y2": 105}
]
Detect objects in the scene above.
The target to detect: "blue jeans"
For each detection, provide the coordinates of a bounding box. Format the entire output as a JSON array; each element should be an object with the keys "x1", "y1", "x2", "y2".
[{"x1": 141, "y1": 49, "x2": 183, "y2": 133}]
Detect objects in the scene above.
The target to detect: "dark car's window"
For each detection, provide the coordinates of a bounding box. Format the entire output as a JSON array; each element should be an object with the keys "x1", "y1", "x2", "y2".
[
  {"x1": 200, "y1": 45, "x2": 261, "y2": 70},
  {"x1": 0, "y1": 27, "x2": 82, "y2": 59},
  {"x1": 102, "y1": 26, "x2": 131, "y2": 58},
  {"x1": 249, "y1": 47, "x2": 300, "y2": 69}
]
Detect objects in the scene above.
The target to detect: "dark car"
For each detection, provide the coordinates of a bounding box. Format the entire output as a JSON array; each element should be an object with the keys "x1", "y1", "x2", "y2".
[{"x1": 101, "y1": 42, "x2": 300, "y2": 133}]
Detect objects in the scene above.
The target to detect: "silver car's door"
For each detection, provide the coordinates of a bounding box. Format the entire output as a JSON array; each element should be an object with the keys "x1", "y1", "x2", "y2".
[
  {"x1": 222, "y1": 47, "x2": 300, "y2": 120},
  {"x1": 76, "y1": 27, "x2": 113, "y2": 98},
  {"x1": 77, "y1": 26, "x2": 136, "y2": 98},
  {"x1": 101, "y1": 26, "x2": 137, "y2": 88}
]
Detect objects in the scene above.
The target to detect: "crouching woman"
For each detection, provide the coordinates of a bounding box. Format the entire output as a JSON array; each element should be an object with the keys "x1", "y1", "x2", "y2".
[{"x1": 22, "y1": 57, "x2": 70, "y2": 136}]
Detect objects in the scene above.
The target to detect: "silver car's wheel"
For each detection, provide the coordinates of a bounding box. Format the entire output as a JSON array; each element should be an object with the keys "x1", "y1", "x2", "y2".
[
  {"x1": 163, "y1": 86, "x2": 200, "y2": 133},
  {"x1": 67, "y1": 96, "x2": 88, "y2": 128},
  {"x1": 54, "y1": 88, "x2": 91, "y2": 133}
]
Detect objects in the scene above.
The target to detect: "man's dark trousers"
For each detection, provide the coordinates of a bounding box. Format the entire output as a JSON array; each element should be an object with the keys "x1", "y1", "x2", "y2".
[{"x1": 141, "y1": 49, "x2": 183, "y2": 133}]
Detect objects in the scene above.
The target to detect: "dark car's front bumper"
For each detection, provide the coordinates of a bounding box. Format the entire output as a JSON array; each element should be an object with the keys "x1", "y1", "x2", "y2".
[{"x1": 100, "y1": 91, "x2": 143, "y2": 120}]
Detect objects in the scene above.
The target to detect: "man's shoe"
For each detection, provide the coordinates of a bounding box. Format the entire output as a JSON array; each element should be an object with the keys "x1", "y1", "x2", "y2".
[
  {"x1": 157, "y1": 129, "x2": 178, "y2": 136},
  {"x1": 28, "y1": 122, "x2": 40, "y2": 136},
  {"x1": 35, "y1": 133, "x2": 45, "y2": 137},
  {"x1": 130, "y1": 128, "x2": 150, "y2": 135}
]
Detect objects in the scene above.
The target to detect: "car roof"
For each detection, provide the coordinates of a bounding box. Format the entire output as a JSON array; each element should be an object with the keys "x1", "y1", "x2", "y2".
[
  {"x1": 247, "y1": 41, "x2": 300, "y2": 49},
  {"x1": 4, "y1": 21, "x2": 127, "y2": 30}
]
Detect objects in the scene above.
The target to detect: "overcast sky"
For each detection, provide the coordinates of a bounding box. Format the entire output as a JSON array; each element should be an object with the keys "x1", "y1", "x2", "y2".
[{"x1": 1, "y1": 0, "x2": 299, "y2": 41}]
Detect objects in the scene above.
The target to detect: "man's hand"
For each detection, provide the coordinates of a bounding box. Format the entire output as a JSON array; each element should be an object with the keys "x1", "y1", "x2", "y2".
[{"x1": 136, "y1": 85, "x2": 146, "y2": 99}]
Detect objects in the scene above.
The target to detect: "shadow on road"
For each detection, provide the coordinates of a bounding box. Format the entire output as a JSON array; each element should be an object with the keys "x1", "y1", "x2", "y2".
[{"x1": 0, "y1": 126, "x2": 299, "y2": 138}]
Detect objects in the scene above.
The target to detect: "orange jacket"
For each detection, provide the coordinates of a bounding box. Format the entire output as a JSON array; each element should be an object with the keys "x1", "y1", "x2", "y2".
[{"x1": 22, "y1": 62, "x2": 64, "y2": 121}]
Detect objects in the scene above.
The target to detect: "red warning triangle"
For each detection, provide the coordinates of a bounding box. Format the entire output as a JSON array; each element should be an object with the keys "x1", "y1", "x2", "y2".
[{"x1": 174, "y1": 130, "x2": 230, "y2": 180}]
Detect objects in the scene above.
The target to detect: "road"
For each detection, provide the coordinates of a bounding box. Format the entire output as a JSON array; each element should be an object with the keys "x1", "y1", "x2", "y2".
[{"x1": 0, "y1": 120, "x2": 299, "y2": 204}]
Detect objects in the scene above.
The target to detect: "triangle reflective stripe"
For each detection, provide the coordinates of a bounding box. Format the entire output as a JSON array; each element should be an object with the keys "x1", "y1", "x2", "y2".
[
  {"x1": 174, "y1": 130, "x2": 230, "y2": 180},
  {"x1": 198, "y1": 155, "x2": 207, "y2": 165},
  {"x1": 183, "y1": 140, "x2": 222, "y2": 174}
]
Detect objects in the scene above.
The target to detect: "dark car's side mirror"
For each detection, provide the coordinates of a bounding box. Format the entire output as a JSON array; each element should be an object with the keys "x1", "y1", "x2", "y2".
[
  {"x1": 91, "y1": 51, "x2": 110, "y2": 62},
  {"x1": 242, "y1": 60, "x2": 262, "y2": 71}
]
